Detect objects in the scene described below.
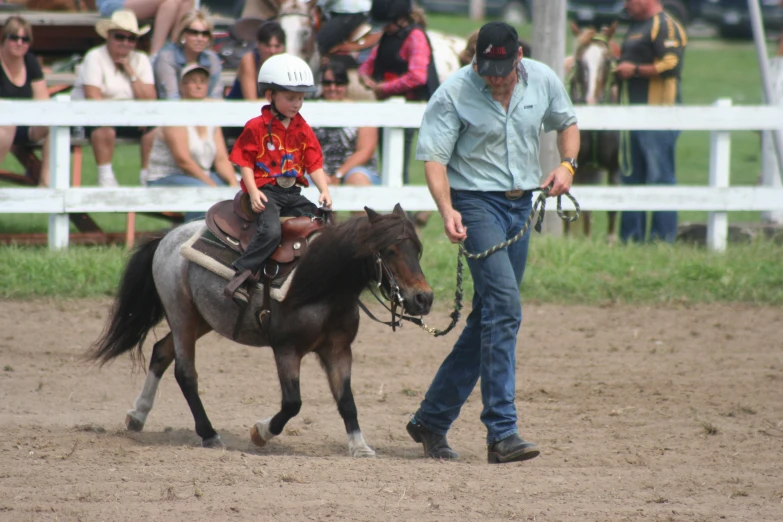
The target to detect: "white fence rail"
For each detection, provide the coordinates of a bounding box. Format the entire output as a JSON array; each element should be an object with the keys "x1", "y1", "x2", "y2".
[{"x1": 2, "y1": 97, "x2": 783, "y2": 251}]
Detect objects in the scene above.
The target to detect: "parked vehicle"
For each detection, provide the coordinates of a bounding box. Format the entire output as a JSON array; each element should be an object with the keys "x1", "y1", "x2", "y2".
[
  {"x1": 701, "y1": 0, "x2": 783, "y2": 38},
  {"x1": 568, "y1": 0, "x2": 701, "y2": 26},
  {"x1": 418, "y1": 0, "x2": 532, "y2": 24}
]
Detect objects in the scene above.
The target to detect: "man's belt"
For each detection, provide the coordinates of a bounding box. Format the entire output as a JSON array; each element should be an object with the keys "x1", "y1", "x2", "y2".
[{"x1": 505, "y1": 189, "x2": 526, "y2": 200}]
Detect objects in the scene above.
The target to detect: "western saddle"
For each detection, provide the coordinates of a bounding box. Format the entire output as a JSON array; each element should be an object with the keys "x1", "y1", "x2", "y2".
[{"x1": 205, "y1": 191, "x2": 330, "y2": 329}]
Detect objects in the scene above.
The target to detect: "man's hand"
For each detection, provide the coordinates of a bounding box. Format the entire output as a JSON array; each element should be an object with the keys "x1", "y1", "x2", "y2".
[
  {"x1": 319, "y1": 190, "x2": 332, "y2": 208},
  {"x1": 540, "y1": 165, "x2": 573, "y2": 197},
  {"x1": 614, "y1": 61, "x2": 637, "y2": 80},
  {"x1": 442, "y1": 207, "x2": 467, "y2": 243},
  {"x1": 249, "y1": 189, "x2": 267, "y2": 213}
]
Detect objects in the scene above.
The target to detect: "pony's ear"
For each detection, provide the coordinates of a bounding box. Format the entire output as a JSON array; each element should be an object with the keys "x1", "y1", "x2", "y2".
[
  {"x1": 392, "y1": 203, "x2": 406, "y2": 217},
  {"x1": 364, "y1": 207, "x2": 381, "y2": 222},
  {"x1": 569, "y1": 20, "x2": 581, "y2": 37}
]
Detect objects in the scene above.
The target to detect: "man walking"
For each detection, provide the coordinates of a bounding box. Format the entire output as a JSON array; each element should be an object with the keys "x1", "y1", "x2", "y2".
[
  {"x1": 615, "y1": 0, "x2": 687, "y2": 243},
  {"x1": 409, "y1": 22, "x2": 580, "y2": 464}
]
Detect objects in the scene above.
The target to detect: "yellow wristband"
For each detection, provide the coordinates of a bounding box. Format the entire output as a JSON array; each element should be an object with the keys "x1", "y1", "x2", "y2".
[{"x1": 560, "y1": 161, "x2": 575, "y2": 175}]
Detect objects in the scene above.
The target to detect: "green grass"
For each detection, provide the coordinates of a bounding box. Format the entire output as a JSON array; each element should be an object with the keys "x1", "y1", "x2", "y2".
[{"x1": 2, "y1": 219, "x2": 781, "y2": 303}]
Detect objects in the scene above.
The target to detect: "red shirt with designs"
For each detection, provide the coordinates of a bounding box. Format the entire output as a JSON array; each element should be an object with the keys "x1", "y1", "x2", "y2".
[{"x1": 229, "y1": 106, "x2": 324, "y2": 191}]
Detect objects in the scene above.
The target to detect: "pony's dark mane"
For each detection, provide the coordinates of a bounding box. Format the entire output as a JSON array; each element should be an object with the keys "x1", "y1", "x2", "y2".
[{"x1": 283, "y1": 212, "x2": 420, "y2": 309}]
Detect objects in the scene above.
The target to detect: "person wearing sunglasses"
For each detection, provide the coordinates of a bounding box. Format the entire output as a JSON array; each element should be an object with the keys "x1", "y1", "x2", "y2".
[
  {"x1": 0, "y1": 16, "x2": 51, "y2": 187},
  {"x1": 153, "y1": 9, "x2": 222, "y2": 102},
  {"x1": 96, "y1": 0, "x2": 192, "y2": 57},
  {"x1": 71, "y1": 10, "x2": 157, "y2": 188},
  {"x1": 312, "y1": 60, "x2": 380, "y2": 192}
]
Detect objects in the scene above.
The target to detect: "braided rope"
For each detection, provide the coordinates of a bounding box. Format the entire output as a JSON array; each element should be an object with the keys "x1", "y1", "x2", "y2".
[{"x1": 416, "y1": 187, "x2": 581, "y2": 337}]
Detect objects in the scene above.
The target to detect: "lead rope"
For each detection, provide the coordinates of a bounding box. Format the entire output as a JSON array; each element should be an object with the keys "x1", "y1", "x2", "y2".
[{"x1": 409, "y1": 186, "x2": 581, "y2": 337}]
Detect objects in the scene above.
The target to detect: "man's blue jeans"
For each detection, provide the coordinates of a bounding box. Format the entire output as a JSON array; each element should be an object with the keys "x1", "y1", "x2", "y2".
[
  {"x1": 415, "y1": 190, "x2": 532, "y2": 444},
  {"x1": 620, "y1": 129, "x2": 680, "y2": 243}
]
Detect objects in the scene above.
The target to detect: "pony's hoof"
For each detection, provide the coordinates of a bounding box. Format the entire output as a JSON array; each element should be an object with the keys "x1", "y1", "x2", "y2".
[
  {"x1": 350, "y1": 446, "x2": 377, "y2": 458},
  {"x1": 250, "y1": 418, "x2": 275, "y2": 448},
  {"x1": 250, "y1": 425, "x2": 267, "y2": 447},
  {"x1": 202, "y1": 434, "x2": 225, "y2": 449},
  {"x1": 125, "y1": 414, "x2": 145, "y2": 432}
]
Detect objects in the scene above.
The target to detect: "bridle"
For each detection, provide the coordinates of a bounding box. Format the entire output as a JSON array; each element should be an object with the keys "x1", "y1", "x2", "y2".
[
  {"x1": 570, "y1": 35, "x2": 616, "y2": 105},
  {"x1": 275, "y1": 1, "x2": 317, "y2": 61},
  {"x1": 357, "y1": 234, "x2": 422, "y2": 332}
]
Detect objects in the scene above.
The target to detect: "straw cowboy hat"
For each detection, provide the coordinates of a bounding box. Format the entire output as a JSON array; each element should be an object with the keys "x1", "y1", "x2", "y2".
[{"x1": 95, "y1": 9, "x2": 151, "y2": 39}]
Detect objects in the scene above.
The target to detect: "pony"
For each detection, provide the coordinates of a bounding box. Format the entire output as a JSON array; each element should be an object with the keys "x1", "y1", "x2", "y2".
[
  {"x1": 274, "y1": 0, "x2": 465, "y2": 100},
  {"x1": 567, "y1": 21, "x2": 622, "y2": 242},
  {"x1": 87, "y1": 204, "x2": 433, "y2": 457}
]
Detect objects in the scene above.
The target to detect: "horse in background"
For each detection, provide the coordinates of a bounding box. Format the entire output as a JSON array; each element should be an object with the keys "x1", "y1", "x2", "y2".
[
  {"x1": 567, "y1": 21, "x2": 622, "y2": 243},
  {"x1": 275, "y1": 0, "x2": 465, "y2": 100}
]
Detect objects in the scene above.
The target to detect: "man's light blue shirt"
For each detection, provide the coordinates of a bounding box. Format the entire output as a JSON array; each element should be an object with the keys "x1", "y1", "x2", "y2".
[{"x1": 416, "y1": 59, "x2": 577, "y2": 191}]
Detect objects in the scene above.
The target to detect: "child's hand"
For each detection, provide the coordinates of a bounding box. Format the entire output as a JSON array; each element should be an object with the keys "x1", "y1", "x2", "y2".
[
  {"x1": 250, "y1": 190, "x2": 267, "y2": 213},
  {"x1": 319, "y1": 190, "x2": 332, "y2": 209}
]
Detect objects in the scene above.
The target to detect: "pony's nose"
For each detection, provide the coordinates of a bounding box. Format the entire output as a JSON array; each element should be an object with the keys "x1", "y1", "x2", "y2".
[{"x1": 413, "y1": 291, "x2": 433, "y2": 314}]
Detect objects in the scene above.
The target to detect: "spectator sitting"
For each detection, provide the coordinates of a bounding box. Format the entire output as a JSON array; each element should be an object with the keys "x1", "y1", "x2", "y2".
[
  {"x1": 358, "y1": 0, "x2": 439, "y2": 187},
  {"x1": 312, "y1": 61, "x2": 380, "y2": 189},
  {"x1": 223, "y1": 21, "x2": 286, "y2": 144},
  {"x1": 153, "y1": 8, "x2": 222, "y2": 100},
  {"x1": 96, "y1": 0, "x2": 193, "y2": 57},
  {"x1": 225, "y1": 21, "x2": 286, "y2": 101},
  {"x1": 0, "y1": 16, "x2": 50, "y2": 187},
  {"x1": 71, "y1": 9, "x2": 157, "y2": 188},
  {"x1": 146, "y1": 64, "x2": 239, "y2": 222}
]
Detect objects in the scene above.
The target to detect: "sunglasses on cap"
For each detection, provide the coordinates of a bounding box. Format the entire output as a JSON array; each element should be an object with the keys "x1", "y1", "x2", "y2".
[
  {"x1": 111, "y1": 32, "x2": 138, "y2": 43},
  {"x1": 321, "y1": 80, "x2": 347, "y2": 86},
  {"x1": 184, "y1": 28, "x2": 211, "y2": 38},
  {"x1": 6, "y1": 34, "x2": 31, "y2": 44}
]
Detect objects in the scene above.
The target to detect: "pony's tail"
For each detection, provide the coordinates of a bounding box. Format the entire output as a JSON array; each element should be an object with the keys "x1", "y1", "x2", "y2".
[{"x1": 88, "y1": 236, "x2": 165, "y2": 368}]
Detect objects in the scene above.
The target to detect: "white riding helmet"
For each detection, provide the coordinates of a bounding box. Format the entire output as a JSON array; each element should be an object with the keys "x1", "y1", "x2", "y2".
[{"x1": 257, "y1": 53, "x2": 317, "y2": 94}]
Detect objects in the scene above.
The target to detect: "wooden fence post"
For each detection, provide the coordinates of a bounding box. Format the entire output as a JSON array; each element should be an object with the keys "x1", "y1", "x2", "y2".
[
  {"x1": 533, "y1": 0, "x2": 566, "y2": 237},
  {"x1": 48, "y1": 94, "x2": 71, "y2": 250},
  {"x1": 707, "y1": 98, "x2": 732, "y2": 252}
]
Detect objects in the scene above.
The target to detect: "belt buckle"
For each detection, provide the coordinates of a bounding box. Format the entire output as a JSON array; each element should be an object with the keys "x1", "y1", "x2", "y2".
[
  {"x1": 276, "y1": 176, "x2": 296, "y2": 188},
  {"x1": 505, "y1": 189, "x2": 524, "y2": 200}
]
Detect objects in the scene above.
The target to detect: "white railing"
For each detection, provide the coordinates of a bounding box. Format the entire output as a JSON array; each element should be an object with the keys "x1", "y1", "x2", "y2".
[{"x1": 1, "y1": 96, "x2": 783, "y2": 251}]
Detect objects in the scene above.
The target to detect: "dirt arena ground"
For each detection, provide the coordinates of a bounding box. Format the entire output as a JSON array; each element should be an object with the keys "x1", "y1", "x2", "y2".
[{"x1": 1, "y1": 299, "x2": 782, "y2": 521}]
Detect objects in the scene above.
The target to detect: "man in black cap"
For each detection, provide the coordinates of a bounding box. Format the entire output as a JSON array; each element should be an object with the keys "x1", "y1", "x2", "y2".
[{"x1": 409, "y1": 21, "x2": 580, "y2": 464}]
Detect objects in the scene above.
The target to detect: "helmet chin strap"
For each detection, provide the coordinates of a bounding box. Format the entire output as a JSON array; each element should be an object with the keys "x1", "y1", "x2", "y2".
[{"x1": 266, "y1": 92, "x2": 289, "y2": 152}]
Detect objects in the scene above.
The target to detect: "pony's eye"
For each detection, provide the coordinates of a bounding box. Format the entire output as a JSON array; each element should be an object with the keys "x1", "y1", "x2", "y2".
[{"x1": 384, "y1": 248, "x2": 397, "y2": 258}]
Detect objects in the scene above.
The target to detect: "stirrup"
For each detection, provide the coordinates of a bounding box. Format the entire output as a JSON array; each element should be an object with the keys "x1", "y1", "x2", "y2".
[{"x1": 224, "y1": 269, "x2": 253, "y2": 301}]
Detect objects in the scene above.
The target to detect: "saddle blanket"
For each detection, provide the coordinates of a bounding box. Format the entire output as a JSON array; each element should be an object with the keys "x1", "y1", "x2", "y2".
[{"x1": 179, "y1": 225, "x2": 294, "y2": 302}]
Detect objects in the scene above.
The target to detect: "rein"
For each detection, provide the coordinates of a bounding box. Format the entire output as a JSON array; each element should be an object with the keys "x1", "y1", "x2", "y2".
[{"x1": 359, "y1": 187, "x2": 581, "y2": 336}]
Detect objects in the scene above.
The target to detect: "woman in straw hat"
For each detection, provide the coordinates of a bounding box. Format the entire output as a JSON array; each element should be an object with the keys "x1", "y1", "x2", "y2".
[
  {"x1": 71, "y1": 9, "x2": 157, "y2": 187},
  {"x1": 97, "y1": 0, "x2": 192, "y2": 57}
]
